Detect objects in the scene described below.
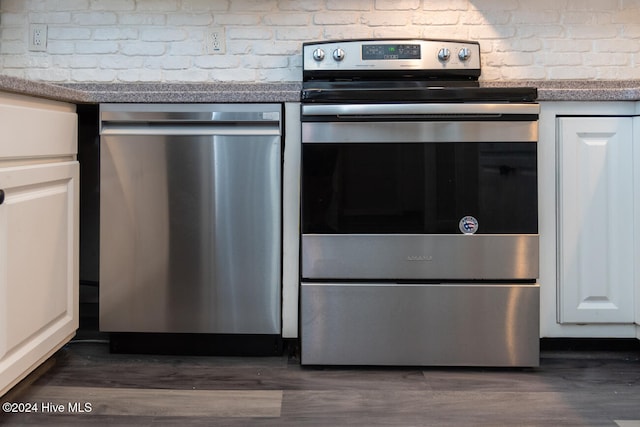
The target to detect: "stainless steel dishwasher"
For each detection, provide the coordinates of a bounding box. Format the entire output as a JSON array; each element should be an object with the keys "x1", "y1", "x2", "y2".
[{"x1": 99, "y1": 104, "x2": 282, "y2": 354}]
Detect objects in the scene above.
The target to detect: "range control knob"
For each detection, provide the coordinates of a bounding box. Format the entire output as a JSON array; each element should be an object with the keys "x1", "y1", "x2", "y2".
[
  {"x1": 437, "y1": 48, "x2": 451, "y2": 62},
  {"x1": 458, "y1": 47, "x2": 472, "y2": 62},
  {"x1": 333, "y1": 48, "x2": 345, "y2": 62},
  {"x1": 312, "y1": 48, "x2": 325, "y2": 62}
]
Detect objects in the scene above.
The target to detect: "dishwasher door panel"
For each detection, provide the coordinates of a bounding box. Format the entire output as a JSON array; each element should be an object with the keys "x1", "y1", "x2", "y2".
[{"x1": 100, "y1": 134, "x2": 281, "y2": 334}]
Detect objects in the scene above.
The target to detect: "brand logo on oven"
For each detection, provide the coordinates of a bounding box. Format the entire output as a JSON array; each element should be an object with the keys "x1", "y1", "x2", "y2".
[
  {"x1": 407, "y1": 255, "x2": 433, "y2": 261},
  {"x1": 459, "y1": 215, "x2": 479, "y2": 235}
]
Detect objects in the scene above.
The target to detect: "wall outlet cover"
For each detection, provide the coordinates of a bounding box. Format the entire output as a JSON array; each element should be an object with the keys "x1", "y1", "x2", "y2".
[
  {"x1": 206, "y1": 27, "x2": 226, "y2": 54},
  {"x1": 29, "y1": 24, "x2": 48, "y2": 52}
]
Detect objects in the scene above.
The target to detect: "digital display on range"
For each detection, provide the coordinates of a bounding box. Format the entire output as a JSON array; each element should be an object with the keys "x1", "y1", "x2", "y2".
[{"x1": 362, "y1": 44, "x2": 421, "y2": 60}]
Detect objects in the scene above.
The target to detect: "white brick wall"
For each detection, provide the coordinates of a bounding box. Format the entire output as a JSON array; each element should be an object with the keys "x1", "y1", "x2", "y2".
[{"x1": 1, "y1": 0, "x2": 640, "y2": 82}]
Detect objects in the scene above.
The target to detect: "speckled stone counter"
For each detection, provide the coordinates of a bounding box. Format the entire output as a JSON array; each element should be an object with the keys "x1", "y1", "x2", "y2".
[
  {"x1": 0, "y1": 75, "x2": 301, "y2": 104},
  {"x1": 482, "y1": 80, "x2": 640, "y2": 101},
  {"x1": 3, "y1": 74, "x2": 640, "y2": 103},
  {"x1": 60, "y1": 82, "x2": 302, "y2": 103},
  {"x1": 0, "y1": 74, "x2": 87, "y2": 103}
]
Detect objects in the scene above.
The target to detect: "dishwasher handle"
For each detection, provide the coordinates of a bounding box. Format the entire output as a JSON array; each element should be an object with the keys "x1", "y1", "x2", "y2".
[
  {"x1": 100, "y1": 122, "x2": 281, "y2": 136},
  {"x1": 100, "y1": 110, "x2": 281, "y2": 123},
  {"x1": 100, "y1": 104, "x2": 281, "y2": 123},
  {"x1": 99, "y1": 104, "x2": 282, "y2": 135}
]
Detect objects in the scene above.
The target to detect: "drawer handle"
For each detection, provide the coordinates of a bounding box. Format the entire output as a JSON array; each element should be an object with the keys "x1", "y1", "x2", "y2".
[{"x1": 0, "y1": 189, "x2": 4, "y2": 205}]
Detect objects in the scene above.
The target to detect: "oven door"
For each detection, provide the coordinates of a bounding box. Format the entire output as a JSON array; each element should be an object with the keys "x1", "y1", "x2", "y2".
[{"x1": 301, "y1": 103, "x2": 540, "y2": 281}]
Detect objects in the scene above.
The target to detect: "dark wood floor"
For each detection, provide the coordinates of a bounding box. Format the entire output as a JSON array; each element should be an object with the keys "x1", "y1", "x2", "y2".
[{"x1": 2, "y1": 333, "x2": 640, "y2": 426}]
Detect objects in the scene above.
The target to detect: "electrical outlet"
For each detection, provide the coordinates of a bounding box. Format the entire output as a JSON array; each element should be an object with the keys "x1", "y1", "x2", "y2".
[
  {"x1": 206, "y1": 27, "x2": 226, "y2": 54},
  {"x1": 29, "y1": 24, "x2": 48, "y2": 52}
]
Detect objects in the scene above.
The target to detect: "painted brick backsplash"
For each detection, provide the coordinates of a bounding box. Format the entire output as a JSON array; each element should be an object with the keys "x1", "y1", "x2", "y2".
[{"x1": 1, "y1": 0, "x2": 639, "y2": 83}]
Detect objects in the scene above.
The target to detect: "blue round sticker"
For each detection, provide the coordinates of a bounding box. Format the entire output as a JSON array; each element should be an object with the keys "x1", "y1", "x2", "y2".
[{"x1": 459, "y1": 216, "x2": 479, "y2": 234}]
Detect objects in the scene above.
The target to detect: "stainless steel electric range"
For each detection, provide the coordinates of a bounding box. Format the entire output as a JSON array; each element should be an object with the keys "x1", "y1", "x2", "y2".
[{"x1": 299, "y1": 39, "x2": 540, "y2": 367}]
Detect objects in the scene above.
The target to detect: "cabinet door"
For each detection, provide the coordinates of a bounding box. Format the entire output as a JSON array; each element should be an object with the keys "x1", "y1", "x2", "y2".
[
  {"x1": 558, "y1": 117, "x2": 634, "y2": 323},
  {"x1": 0, "y1": 161, "x2": 79, "y2": 396}
]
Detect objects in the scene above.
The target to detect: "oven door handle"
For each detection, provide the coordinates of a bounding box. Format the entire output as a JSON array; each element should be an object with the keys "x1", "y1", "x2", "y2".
[{"x1": 301, "y1": 103, "x2": 540, "y2": 117}]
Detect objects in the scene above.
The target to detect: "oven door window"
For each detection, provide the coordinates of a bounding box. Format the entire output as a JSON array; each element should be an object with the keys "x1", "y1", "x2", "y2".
[{"x1": 302, "y1": 142, "x2": 537, "y2": 234}]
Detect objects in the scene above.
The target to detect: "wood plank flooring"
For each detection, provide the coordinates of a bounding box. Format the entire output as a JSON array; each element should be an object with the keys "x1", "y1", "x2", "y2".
[{"x1": 1, "y1": 339, "x2": 640, "y2": 426}]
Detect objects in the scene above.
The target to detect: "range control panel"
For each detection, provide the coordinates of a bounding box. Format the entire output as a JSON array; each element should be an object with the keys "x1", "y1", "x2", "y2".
[{"x1": 303, "y1": 39, "x2": 481, "y2": 73}]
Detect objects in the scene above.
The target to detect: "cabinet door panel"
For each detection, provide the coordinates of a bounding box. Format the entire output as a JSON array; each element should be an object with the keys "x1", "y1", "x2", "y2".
[
  {"x1": 0, "y1": 162, "x2": 78, "y2": 395},
  {"x1": 558, "y1": 117, "x2": 634, "y2": 323}
]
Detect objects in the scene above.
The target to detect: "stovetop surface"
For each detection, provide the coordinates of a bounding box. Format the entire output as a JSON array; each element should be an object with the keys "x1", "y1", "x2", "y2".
[
  {"x1": 301, "y1": 39, "x2": 537, "y2": 104},
  {"x1": 301, "y1": 81, "x2": 538, "y2": 103}
]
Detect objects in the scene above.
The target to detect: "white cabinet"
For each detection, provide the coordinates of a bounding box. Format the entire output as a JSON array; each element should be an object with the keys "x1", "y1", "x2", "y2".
[
  {"x1": 557, "y1": 117, "x2": 634, "y2": 323},
  {"x1": 539, "y1": 102, "x2": 638, "y2": 338},
  {"x1": 0, "y1": 92, "x2": 78, "y2": 396}
]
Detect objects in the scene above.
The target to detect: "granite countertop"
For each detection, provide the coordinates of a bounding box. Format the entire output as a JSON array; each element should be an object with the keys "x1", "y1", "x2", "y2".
[
  {"x1": 60, "y1": 82, "x2": 303, "y2": 103},
  {"x1": 483, "y1": 80, "x2": 640, "y2": 101},
  {"x1": 0, "y1": 74, "x2": 88, "y2": 103},
  {"x1": 0, "y1": 75, "x2": 302, "y2": 104},
  {"x1": 3, "y1": 74, "x2": 640, "y2": 103}
]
